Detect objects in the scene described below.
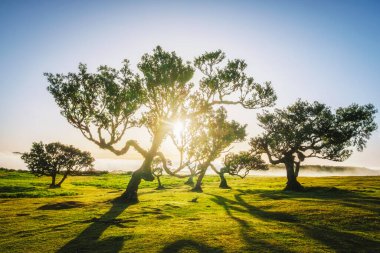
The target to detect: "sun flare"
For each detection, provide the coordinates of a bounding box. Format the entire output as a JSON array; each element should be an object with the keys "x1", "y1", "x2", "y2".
[{"x1": 173, "y1": 121, "x2": 184, "y2": 139}]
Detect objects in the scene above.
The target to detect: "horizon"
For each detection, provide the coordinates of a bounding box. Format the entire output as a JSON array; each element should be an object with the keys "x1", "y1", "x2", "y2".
[{"x1": 1, "y1": 0, "x2": 379, "y2": 171}]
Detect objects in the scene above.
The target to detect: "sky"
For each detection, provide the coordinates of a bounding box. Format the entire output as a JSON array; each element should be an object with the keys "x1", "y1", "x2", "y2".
[{"x1": 0, "y1": 0, "x2": 379, "y2": 171}]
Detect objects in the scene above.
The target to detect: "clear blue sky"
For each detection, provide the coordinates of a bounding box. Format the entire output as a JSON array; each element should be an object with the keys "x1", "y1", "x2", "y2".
[{"x1": 0, "y1": 0, "x2": 379, "y2": 170}]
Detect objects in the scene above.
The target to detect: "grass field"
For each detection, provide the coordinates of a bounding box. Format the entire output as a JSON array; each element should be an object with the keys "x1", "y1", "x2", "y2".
[{"x1": 0, "y1": 169, "x2": 379, "y2": 253}]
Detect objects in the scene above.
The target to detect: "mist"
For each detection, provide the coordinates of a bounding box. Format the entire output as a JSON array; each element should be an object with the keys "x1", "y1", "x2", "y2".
[{"x1": 2, "y1": 152, "x2": 379, "y2": 177}]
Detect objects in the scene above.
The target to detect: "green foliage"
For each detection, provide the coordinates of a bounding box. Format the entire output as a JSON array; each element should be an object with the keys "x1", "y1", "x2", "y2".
[
  {"x1": 223, "y1": 151, "x2": 268, "y2": 178},
  {"x1": 45, "y1": 45, "x2": 276, "y2": 166},
  {"x1": 251, "y1": 100, "x2": 377, "y2": 163},
  {"x1": 187, "y1": 107, "x2": 247, "y2": 164},
  {"x1": 194, "y1": 50, "x2": 276, "y2": 109},
  {"x1": 45, "y1": 62, "x2": 144, "y2": 148},
  {"x1": 21, "y1": 142, "x2": 94, "y2": 187}
]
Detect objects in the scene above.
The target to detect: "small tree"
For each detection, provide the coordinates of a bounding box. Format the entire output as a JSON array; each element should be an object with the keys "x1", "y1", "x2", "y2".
[
  {"x1": 250, "y1": 100, "x2": 377, "y2": 191},
  {"x1": 21, "y1": 142, "x2": 94, "y2": 188},
  {"x1": 211, "y1": 151, "x2": 267, "y2": 189},
  {"x1": 168, "y1": 107, "x2": 247, "y2": 192}
]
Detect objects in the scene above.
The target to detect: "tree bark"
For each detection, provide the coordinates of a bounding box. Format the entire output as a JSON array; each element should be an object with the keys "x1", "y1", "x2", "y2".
[
  {"x1": 191, "y1": 165, "x2": 208, "y2": 192},
  {"x1": 123, "y1": 130, "x2": 165, "y2": 202},
  {"x1": 50, "y1": 173, "x2": 57, "y2": 188},
  {"x1": 191, "y1": 169, "x2": 204, "y2": 192},
  {"x1": 184, "y1": 175, "x2": 194, "y2": 186},
  {"x1": 122, "y1": 170, "x2": 142, "y2": 203},
  {"x1": 219, "y1": 172, "x2": 230, "y2": 189},
  {"x1": 56, "y1": 172, "x2": 69, "y2": 187},
  {"x1": 294, "y1": 162, "x2": 300, "y2": 178},
  {"x1": 283, "y1": 159, "x2": 304, "y2": 191}
]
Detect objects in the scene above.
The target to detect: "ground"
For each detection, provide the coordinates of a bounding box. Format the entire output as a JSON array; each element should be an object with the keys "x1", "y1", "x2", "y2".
[{"x1": 0, "y1": 170, "x2": 379, "y2": 253}]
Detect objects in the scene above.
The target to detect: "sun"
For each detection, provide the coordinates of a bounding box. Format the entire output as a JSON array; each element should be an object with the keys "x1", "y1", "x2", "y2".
[{"x1": 173, "y1": 121, "x2": 184, "y2": 139}]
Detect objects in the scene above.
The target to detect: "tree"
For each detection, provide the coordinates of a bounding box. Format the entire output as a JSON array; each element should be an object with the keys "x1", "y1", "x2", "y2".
[
  {"x1": 152, "y1": 157, "x2": 171, "y2": 190},
  {"x1": 21, "y1": 142, "x2": 94, "y2": 188},
  {"x1": 250, "y1": 100, "x2": 377, "y2": 191},
  {"x1": 168, "y1": 106, "x2": 267, "y2": 191},
  {"x1": 211, "y1": 151, "x2": 267, "y2": 189},
  {"x1": 46, "y1": 46, "x2": 276, "y2": 202},
  {"x1": 187, "y1": 107, "x2": 246, "y2": 192}
]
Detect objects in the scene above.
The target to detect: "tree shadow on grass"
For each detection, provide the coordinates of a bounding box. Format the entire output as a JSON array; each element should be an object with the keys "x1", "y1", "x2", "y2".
[
  {"x1": 0, "y1": 185, "x2": 36, "y2": 192},
  {"x1": 238, "y1": 187, "x2": 380, "y2": 213},
  {"x1": 160, "y1": 239, "x2": 224, "y2": 253},
  {"x1": 38, "y1": 201, "x2": 86, "y2": 210},
  {"x1": 57, "y1": 196, "x2": 133, "y2": 253},
  {"x1": 209, "y1": 194, "x2": 296, "y2": 253},
  {"x1": 210, "y1": 193, "x2": 380, "y2": 252}
]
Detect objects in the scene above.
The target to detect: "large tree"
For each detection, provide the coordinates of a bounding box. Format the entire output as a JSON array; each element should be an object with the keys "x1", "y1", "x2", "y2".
[
  {"x1": 46, "y1": 46, "x2": 276, "y2": 202},
  {"x1": 21, "y1": 142, "x2": 94, "y2": 188},
  {"x1": 250, "y1": 100, "x2": 377, "y2": 191}
]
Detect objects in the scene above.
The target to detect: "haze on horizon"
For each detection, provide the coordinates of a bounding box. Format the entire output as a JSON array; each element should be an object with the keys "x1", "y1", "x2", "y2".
[{"x1": 0, "y1": 0, "x2": 379, "y2": 171}]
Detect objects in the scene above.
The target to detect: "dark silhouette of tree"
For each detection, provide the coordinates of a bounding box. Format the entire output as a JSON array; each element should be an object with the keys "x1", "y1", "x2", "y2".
[
  {"x1": 250, "y1": 100, "x2": 377, "y2": 191},
  {"x1": 21, "y1": 142, "x2": 94, "y2": 188},
  {"x1": 46, "y1": 46, "x2": 276, "y2": 202},
  {"x1": 211, "y1": 151, "x2": 267, "y2": 189}
]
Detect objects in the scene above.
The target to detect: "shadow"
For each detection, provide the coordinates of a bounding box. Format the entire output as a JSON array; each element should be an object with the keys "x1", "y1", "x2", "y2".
[
  {"x1": 209, "y1": 194, "x2": 296, "y2": 253},
  {"x1": 238, "y1": 187, "x2": 380, "y2": 213},
  {"x1": 210, "y1": 194, "x2": 298, "y2": 223},
  {"x1": 300, "y1": 223, "x2": 380, "y2": 252},
  {"x1": 160, "y1": 239, "x2": 224, "y2": 253},
  {"x1": 0, "y1": 185, "x2": 35, "y2": 192},
  {"x1": 210, "y1": 193, "x2": 380, "y2": 252},
  {"x1": 38, "y1": 201, "x2": 85, "y2": 210},
  {"x1": 57, "y1": 196, "x2": 132, "y2": 253}
]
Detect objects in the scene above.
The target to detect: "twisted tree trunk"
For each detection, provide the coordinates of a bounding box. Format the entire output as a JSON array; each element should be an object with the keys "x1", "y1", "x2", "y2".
[
  {"x1": 123, "y1": 155, "x2": 155, "y2": 203},
  {"x1": 219, "y1": 171, "x2": 230, "y2": 189},
  {"x1": 191, "y1": 161, "x2": 211, "y2": 192},
  {"x1": 123, "y1": 131, "x2": 164, "y2": 203},
  {"x1": 283, "y1": 158, "x2": 304, "y2": 191},
  {"x1": 191, "y1": 169, "x2": 205, "y2": 192},
  {"x1": 56, "y1": 170, "x2": 70, "y2": 187}
]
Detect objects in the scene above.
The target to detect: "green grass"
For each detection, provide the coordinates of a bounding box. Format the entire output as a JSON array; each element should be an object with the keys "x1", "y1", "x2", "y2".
[{"x1": 0, "y1": 170, "x2": 379, "y2": 253}]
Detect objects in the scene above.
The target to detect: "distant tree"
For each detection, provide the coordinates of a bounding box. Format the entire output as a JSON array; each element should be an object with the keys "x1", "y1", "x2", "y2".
[
  {"x1": 250, "y1": 100, "x2": 378, "y2": 191},
  {"x1": 21, "y1": 142, "x2": 94, "y2": 188},
  {"x1": 46, "y1": 46, "x2": 276, "y2": 202},
  {"x1": 211, "y1": 151, "x2": 267, "y2": 189},
  {"x1": 152, "y1": 157, "x2": 171, "y2": 190},
  {"x1": 168, "y1": 107, "x2": 262, "y2": 192},
  {"x1": 183, "y1": 165, "x2": 198, "y2": 187}
]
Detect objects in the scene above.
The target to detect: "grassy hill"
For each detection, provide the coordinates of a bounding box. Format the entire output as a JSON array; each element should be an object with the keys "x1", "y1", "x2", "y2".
[{"x1": 0, "y1": 169, "x2": 379, "y2": 252}]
